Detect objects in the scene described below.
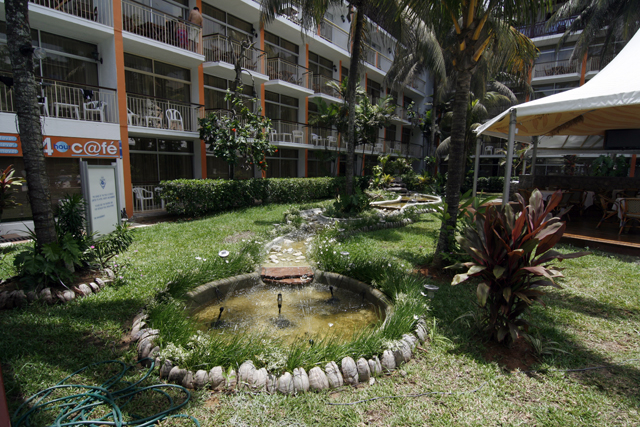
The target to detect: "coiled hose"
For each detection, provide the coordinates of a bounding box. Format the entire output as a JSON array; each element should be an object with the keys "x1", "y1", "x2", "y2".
[{"x1": 12, "y1": 359, "x2": 199, "y2": 427}]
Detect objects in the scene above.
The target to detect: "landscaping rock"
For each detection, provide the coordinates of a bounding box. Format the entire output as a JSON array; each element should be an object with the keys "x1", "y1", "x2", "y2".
[
  {"x1": 138, "y1": 340, "x2": 153, "y2": 360},
  {"x1": 238, "y1": 360, "x2": 256, "y2": 390},
  {"x1": 397, "y1": 340, "x2": 412, "y2": 363},
  {"x1": 277, "y1": 372, "x2": 294, "y2": 395},
  {"x1": 415, "y1": 324, "x2": 427, "y2": 342},
  {"x1": 95, "y1": 278, "x2": 106, "y2": 289},
  {"x1": 209, "y1": 367, "x2": 224, "y2": 390},
  {"x1": 356, "y1": 358, "x2": 370, "y2": 383},
  {"x1": 403, "y1": 334, "x2": 418, "y2": 350},
  {"x1": 182, "y1": 371, "x2": 194, "y2": 389},
  {"x1": 78, "y1": 284, "x2": 92, "y2": 296},
  {"x1": 26, "y1": 291, "x2": 37, "y2": 303},
  {"x1": 392, "y1": 346, "x2": 405, "y2": 367},
  {"x1": 40, "y1": 288, "x2": 54, "y2": 305},
  {"x1": 13, "y1": 290, "x2": 26, "y2": 307},
  {"x1": 293, "y1": 367, "x2": 309, "y2": 393},
  {"x1": 325, "y1": 361, "x2": 343, "y2": 388},
  {"x1": 88, "y1": 282, "x2": 100, "y2": 293},
  {"x1": 160, "y1": 360, "x2": 173, "y2": 379},
  {"x1": 104, "y1": 268, "x2": 115, "y2": 279},
  {"x1": 193, "y1": 370, "x2": 209, "y2": 389},
  {"x1": 62, "y1": 290, "x2": 75, "y2": 302},
  {"x1": 341, "y1": 357, "x2": 358, "y2": 386},
  {"x1": 168, "y1": 367, "x2": 187, "y2": 384},
  {"x1": 266, "y1": 372, "x2": 277, "y2": 393},
  {"x1": 308, "y1": 367, "x2": 329, "y2": 391},
  {"x1": 254, "y1": 368, "x2": 268, "y2": 391},
  {"x1": 381, "y1": 350, "x2": 396, "y2": 372}
]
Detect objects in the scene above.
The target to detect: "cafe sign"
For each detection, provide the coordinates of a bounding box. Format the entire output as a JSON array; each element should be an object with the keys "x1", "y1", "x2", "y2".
[{"x1": 0, "y1": 133, "x2": 121, "y2": 158}]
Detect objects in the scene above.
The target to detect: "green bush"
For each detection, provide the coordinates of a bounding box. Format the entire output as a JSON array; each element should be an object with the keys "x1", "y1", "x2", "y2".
[{"x1": 159, "y1": 177, "x2": 369, "y2": 217}]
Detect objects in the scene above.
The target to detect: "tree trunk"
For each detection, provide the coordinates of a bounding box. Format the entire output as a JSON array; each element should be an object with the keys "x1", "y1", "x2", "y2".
[
  {"x1": 5, "y1": 0, "x2": 57, "y2": 247},
  {"x1": 344, "y1": 1, "x2": 364, "y2": 196},
  {"x1": 433, "y1": 70, "x2": 473, "y2": 268}
]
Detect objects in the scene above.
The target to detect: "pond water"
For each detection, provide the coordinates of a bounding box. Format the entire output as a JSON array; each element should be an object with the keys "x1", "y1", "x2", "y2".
[{"x1": 194, "y1": 283, "x2": 382, "y2": 343}]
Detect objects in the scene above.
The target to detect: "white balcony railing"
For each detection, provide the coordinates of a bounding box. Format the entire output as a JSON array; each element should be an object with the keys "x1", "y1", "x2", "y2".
[
  {"x1": 364, "y1": 46, "x2": 392, "y2": 73},
  {"x1": 203, "y1": 34, "x2": 266, "y2": 74},
  {"x1": 312, "y1": 75, "x2": 341, "y2": 98},
  {"x1": 122, "y1": 0, "x2": 202, "y2": 54},
  {"x1": 0, "y1": 76, "x2": 118, "y2": 123},
  {"x1": 533, "y1": 59, "x2": 579, "y2": 78},
  {"x1": 586, "y1": 54, "x2": 615, "y2": 73},
  {"x1": 29, "y1": 0, "x2": 114, "y2": 26},
  {"x1": 126, "y1": 94, "x2": 203, "y2": 132},
  {"x1": 266, "y1": 58, "x2": 312, "y2": 90},
  {"x1": 319, "y1": 19, "x2": 350, "y2": 52}
]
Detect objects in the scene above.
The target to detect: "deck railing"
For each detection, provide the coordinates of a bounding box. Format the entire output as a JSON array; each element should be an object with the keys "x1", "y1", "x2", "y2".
[
  {"x1": 122, "y1": 0, "x2": 202, "y2": 54},
  {"x1": 203, "y1": 34, "x2": 266, "y2": 74},
  {"x1": 127, "y1": 94, "x2": 203, "y2": 132},
  {"x1": 517, "y1": 16, "x2": 577, "y2": 39},
  {"x1": 312, "y1": 75, "x2": 341, "y2": 98},
  {"x1": 533, "y1": 59, "x2": 579, "y2": 78},
  {"x1": 0, "y1": 75, "x2": 118, "y2": 123},
  {"x1": 364, "y1": 46, "x2": 392, "y2": 73},
  {"x1": 266, "y1": 58, "x2": 312, "y2": 90},
  {"x1": 586, "y1": 54, "x2": 615, "y2": 73},
  {"x1": 29, "y1": 0, "x2": 114, "y2": 26},
  {"x1": 319, "y1": 19, "x2": 350, "y2": 51}
]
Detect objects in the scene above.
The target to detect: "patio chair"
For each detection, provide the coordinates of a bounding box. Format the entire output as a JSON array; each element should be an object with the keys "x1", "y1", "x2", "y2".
[
  {"x1": 37, "y1": 96, "x2": 49, "y2": 117},
  {"x1": 84, "y1": 100, "x2": 106, "y2": 122},
  {"x1": 568, "y1": 189, "x2": 585, "y2": 216},
  {"x1": 596, "y1": 194, "x2": 620, "y2": 229},
  {"x1": 127, "y1": 108, "x2": 140, "y2": 126},
  {"x1": 166, "y1": 109, "x2": 184, "y2": 130},
  {"x1": 270, "y1": 129, "x2": 278, "y2": 142},
  {"x1": 292, "y1": 130, "x2": 304, "y2": 144},
  {"x1": 554, "y1": 191, "x2": 574, "y2": 220},
  {"x1": 619, "y1": 198, "x2": 640, "y2": 234},
  {"x1": 483, "y1": 145, "x2": 493, "y2": 155},
  {"x1": 326, "y1": 135, "x2": 337, "y2": 147},
  {"x1": 311, "y1": 133, "x2": 323, "y2": 147},
  {"x1": 132, "y1": 187, "x2": 154, "y2": 211}
]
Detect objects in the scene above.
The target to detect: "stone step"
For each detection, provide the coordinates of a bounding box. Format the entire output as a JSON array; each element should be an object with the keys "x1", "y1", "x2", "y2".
[
  {"x1": 260, "y1": 267, "x2": 314, "y2": 280},
  {"x1": 262, "y1": 277, "x2": 314, "y2": 285}
]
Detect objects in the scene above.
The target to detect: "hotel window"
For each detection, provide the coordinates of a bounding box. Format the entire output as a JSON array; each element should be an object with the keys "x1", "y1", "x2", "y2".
[
  {"x1": 201, "y1": 4, "x2": 252, "y2": 41},
  {"x1": 124, "y1": 53, "x2": 191, "y2": 103},
  {"x1": 264, "y1": 31, "x2": 298, "y2": 63},
  {"x1": 307, "y1": 150, "x2": 332, "y2": 177},
  {"x1": 203, "y1": 75, "x2": 255, "y2": 112},
  {"x1": 367, "y1": 78, "x2": 381, "y2": 104},
  {"x1": 265, "y1": 91, "x2": 298, "y2": 122},
  {"x1": 139, "y1": 0, "x2": 189, "y2": 19},
  {"x1": 308, "y1": 52, "x2": 333, "y2": 78},
  {"x1": 129, "y1": 137, "x2": 193, "y2": 185},
  {"x1": 266, "y1": 149, "x2": 298, "y2": 178}
]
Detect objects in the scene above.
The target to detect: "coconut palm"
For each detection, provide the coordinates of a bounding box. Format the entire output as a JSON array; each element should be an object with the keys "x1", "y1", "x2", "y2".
[
  {"x1": 552, "y1": 0, "x2": 640, "y2": 61},
  {"x1": 394, "y1": 0, "x2": 540, "y2": 267},
  {"x1": 260, "y1": 0, "x2": 401, "y2": 197}
]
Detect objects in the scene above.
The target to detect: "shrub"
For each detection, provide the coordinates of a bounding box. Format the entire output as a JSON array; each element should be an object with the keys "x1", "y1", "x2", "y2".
[
  {"x1": 451, "y1": 190, "x2": 589, "y2": 343},
  {"x1": 89, "y1": 224, "x2": 134, "y2": 268},
  {"x1": 159, "y1": 177, "x2": 369, "y2": 217}
]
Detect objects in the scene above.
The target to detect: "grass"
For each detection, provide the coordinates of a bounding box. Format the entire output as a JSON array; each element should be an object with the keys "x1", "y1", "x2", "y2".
[{"x1": 1, "y1": 202, "x2": 639, "y2": 426}]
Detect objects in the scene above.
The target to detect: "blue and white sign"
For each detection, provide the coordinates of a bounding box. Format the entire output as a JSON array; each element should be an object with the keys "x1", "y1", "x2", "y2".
[{"x1": 83, "y1": 164, "x2": 120, "y2": 236}]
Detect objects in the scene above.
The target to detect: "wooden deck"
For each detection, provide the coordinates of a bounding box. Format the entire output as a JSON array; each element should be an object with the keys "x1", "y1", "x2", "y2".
[{"x1": 561, "y1": 215, "x2": 640, "y2": 256}]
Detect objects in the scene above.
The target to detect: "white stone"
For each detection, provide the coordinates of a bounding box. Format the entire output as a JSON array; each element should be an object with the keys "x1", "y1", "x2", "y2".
[
  {"x1": 253, "y1": 368, "x2": 268, "y2": 391},
  {"x1": 238, "y1": 360, "x2": 256, "y2": 390},
  {"x1": 182, "y1": 371, "x2": 194, "y2": 389},
  {"x1": 78, "y1": 284, "x2": 92, "y2": 296},
  {"x1": 277, "y1": 372, "x2": 294, "y2": 394},
  {"x1": 159, "y1": 360, "x2": 173, "y2": 379},
  {"x1": 308, "y1": 367, "x2": 329, "y2": 391},
  {"x1": 356, "y1": 358, "x2": 370, "y2": 383},
  {"x1": 193, "y1": 370, "x2": 209, "y2": 389},
  {"x1": 266, "y1": 372, "x2": 277, "y2": 393},
  {"x1": 341, "y1": 357, "x2": 358, "y2": 386},
  {"x1": 295, "y1": 256, "x2": 306, "y2": 260},
  {"x1": 270, "y1": 245, "x2": 282, "y2": 253},
  {"x1": 325, "y1": 361, "x2": 343, "y2": 388},
  {"x1": 168, "y1": 367, "x2": 187, "y2": 384},
  {"x1": 415, "y1": 324, "x2": 427, "y2": 342},
  {"x1": 381, "y1": 350, "x2": 396, "y2": 372},
  {"x1": 209, "y1": 366, "x2": 225, "y2": 390},
  {"x1": 402, "y1": 333, "x2": 418, "y2": 349},
  {"x1": 293, "y1": 367, "x2": 309, "y2": 393}
]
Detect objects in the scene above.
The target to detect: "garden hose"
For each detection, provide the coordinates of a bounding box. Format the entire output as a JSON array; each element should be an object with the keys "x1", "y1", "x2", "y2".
[{"x1": 12, "y1": 359, "x2": 199, "y2": 427}]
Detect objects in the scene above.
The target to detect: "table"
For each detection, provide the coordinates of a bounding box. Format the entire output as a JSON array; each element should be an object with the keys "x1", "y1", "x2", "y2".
[
  {"x1": 54, "y1": 102, "x2": 80, "y2": 120},
  {"x1": 538, "y1": 190, "x2": 595, "y2": 209}
]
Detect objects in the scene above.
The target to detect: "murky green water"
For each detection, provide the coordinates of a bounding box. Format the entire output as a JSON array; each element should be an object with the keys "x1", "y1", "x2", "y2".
[{"x1": 194, "y1": 283, "x2": 382, "y2": 343}]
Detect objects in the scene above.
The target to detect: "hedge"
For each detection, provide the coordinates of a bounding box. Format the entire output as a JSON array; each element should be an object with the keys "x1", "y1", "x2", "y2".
[
  {"x1": 462, "y1": 176, "x2": 505, "y2": 193},
  {"x1": 159, "y1": 177, "x2": 369, "y2": 217}
]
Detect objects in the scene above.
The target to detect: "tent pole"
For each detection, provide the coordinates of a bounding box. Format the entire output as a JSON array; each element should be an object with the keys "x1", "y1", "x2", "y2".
[
  {"x1": 472, "y1": 137, "x2": 481, "y2": 198},
  {"x1": 530, "y1": 136, "x2": 538, "y2": 181},
  {"x1": 502, "y1": 110, "x2": 517, "y2": 207}
]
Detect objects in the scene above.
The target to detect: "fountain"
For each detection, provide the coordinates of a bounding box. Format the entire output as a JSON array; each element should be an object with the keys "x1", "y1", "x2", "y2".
[{"x1": 370, "y1": 193, "x2": 442, "y2": 212}]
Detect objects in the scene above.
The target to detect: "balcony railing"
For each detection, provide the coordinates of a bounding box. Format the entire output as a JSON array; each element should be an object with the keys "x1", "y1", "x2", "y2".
[
  {"x1": 122, "y1": 0, "x2": 202, "y2": 54},
  {"x1": 0, "y1": 75, "x2": 118, "y2": 123},
  {"x1": 127, "y1": 94, "x2": 203, "y2": 132},
  {"x1": 266, "y1": 58, "x2": 312, "y2": 90},
  {"x1": 312, "y1": 75, "x2": 341, "y2": 99},
  {"x1": 203, "y1": 34, "x2": 266, "y2": 74},
  {"x1": 29, "y1": 0, "x2": 114, "y2": 26},
  {"x1": 586, "y1": 54, "x2": 615, "y2": 73},
  {"x1": 517, "y1": 16, "x2": 577, "y2": 39},
  {"x1": 308, "y1": 125, "x2": 339, "y2": 148},
  {"x1": 533, "y1": 59, "x2": 579, "y2": 78},
  {"x1": 364, "y1": 46, "x2": 392, "y2": 73},
  {"x1": 319, "y1": 19, "x2": 350, "y2": 52},
  {"x1": 408, "y1": 75, "x2": 426, "y2": 93}
]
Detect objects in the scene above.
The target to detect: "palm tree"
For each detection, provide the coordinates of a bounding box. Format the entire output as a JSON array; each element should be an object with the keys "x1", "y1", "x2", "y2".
[
  {"x1": 551, "y1": 0, "x2": 640, "y2": 61},
  {"x1": 260, "y1": 0, "x2": 399, "y2": 196},
  {"x1": 394, "y1": 0, "x2": 540, "y2": 267}
]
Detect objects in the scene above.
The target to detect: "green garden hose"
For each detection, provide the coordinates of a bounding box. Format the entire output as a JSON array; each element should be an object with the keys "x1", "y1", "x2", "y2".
[{"x1": 12, "y1": 359, "x2": 199, "y2": 427}]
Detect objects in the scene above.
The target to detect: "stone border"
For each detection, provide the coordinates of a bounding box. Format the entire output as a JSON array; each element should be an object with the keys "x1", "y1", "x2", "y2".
[
  {"x1": 133, "y1": 272, "x2": 432, "y2": 394},
  {"x1": 370, "y1": 194, "x2": 442, "y2": 213},
  {"x1": 0, "y1": 275, "x2": 113, "y2": 310},
  {"x1": 339, "y1": 208, "x2": 433, "y2": 238}
]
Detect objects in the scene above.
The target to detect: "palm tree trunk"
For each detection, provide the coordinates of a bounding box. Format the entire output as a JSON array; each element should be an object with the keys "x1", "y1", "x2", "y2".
[
  {"x1": 344, "y1": 1, "x2": 364, "y2": 196},
  {"x1": 5, "y1": 0, "x2": 57, "y2": 247},
  {"x1": 433, "y1": 70, "x2": 472, "y2": 268}
]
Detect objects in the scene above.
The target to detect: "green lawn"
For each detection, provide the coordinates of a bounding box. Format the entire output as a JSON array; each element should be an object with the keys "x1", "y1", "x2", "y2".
[{"x1": 1, "y1": 202, "x2": 639, "y2": 426}]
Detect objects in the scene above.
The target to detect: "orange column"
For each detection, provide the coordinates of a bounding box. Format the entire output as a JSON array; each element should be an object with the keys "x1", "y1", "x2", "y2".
[
  {"x1": 630, "y1": 155, "x2": 637, "y2": 178},
  {"x1": 525, "y1": 67, "x2": 532, "y2": 102},
  {"x1": 580, "y1": 52, "x2": 588, "y2": 86},
  {"x1": 260, "y1": 26, "x2": 266, "y2": 115},
  {"x1": 113, "y1": 0, "x2": 133, "y2": 218}
]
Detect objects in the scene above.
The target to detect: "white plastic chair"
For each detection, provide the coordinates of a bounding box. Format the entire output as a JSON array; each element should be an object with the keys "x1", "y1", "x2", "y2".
[
  {"x1": 127, "y1": 108, "x2": 140, "y2": 126},
  {"x1": 483, "y1": 145, "x2": 494, "y2": 155},
  {"x1": 326, "y1": 135, "x2": 337, "y2": 147},
  {"x1": 132, "y1": 187, "x2": 154, "y2": 211},
  {"x1": 270, "y1": 129, "x2": 278, "y2": 142},
  {"x1": 84, "y1": 100, "x2": 106, "y2": 121},
  {"x1": 311, "y1": 133, "x2": 323, "y2": 147},
  {"x1": 166, "y1": 109, "x2": 184, "y2": 130},
  {"x1": 292, "y1": 129, "x2": 304, "y2": 144},
  {"x1": 37, "y1": 96, "x2": 49, "y2": 117}
]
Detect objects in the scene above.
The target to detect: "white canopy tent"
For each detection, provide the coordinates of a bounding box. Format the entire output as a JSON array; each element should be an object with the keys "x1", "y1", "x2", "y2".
[{"x1": 475, "y1": 28, "x2": 640, "y2": 204}]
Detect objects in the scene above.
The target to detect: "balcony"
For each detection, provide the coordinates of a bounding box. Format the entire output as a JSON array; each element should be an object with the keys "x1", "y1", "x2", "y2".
[
  {"x1": 364, "y1": 46, "x2": 392, "y2": 74},
  {"x1": 319, "y1": 19, "x2": 350, "y2": 52},
  {"x1": 203, "y1": 34, "x2": 268, "y2": 83},
  {"x1": 0, "y1": 76, "x2": 118, "y2": 124},
  {"x1": 586, "y1": 54, "x2": 615, "y2": 73},
  {"x1": 533, "y1": 59, "x2": 579, "y2": 79},
  {"x1": 406, "y1": 75, "x2": 427, "y2": 95},
  {"x1": 122, "y1": 0, "x2": 202, "y2": 55},
  {"x1": 29, "y1": 0, "x2": 113, "y2": 26},
  {"x1": 264, "y1": 58, "x2": 314, "y2": 96},
  {"x1": 127, "y1": 94, "x2": 203, "y2": 133},
  {"x1": 517, "y1": 16, "x2": 577, "y2": 39},
  {"x1": 310, "y1": 75, "x2": 342, "y2": 101}
]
